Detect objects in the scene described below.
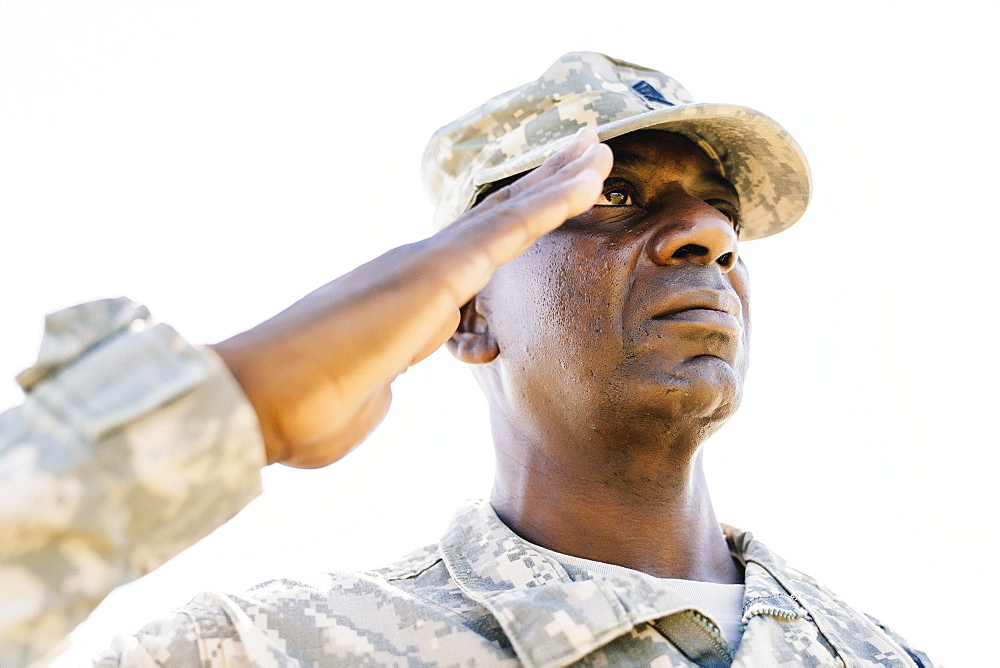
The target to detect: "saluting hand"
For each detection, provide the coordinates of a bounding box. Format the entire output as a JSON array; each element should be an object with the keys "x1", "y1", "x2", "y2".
[{"x1": 212, "y1": 129, "x2": 612, "y2": 468}]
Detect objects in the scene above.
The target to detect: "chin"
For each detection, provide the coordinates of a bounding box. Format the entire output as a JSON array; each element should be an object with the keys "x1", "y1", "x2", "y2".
[{"x1": 641, "y1": 357, "x2": 745, "y2": 423}]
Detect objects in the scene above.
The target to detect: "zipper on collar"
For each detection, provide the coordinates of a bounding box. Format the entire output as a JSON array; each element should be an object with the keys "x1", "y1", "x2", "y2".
[
  {"x1": 653, "y1": 609, "x2": 734, "y2": 667},
  {"x1": 741, "y1": 594, "x2": 809, "y2": 624}
]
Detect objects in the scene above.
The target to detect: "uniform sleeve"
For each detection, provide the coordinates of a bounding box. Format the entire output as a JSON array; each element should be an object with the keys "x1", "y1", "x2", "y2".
[{"x1": 0, "y1": 298, "x2": 267, "y2": 666}]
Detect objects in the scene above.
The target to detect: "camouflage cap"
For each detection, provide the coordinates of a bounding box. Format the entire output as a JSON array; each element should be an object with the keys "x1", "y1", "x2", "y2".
[{"x1": 422, "y1": 51, "x2": 811, "y2": 241}]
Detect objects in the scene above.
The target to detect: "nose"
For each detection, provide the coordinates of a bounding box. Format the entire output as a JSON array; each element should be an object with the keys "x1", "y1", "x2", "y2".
[{"x1": 645, "y1": 195, "x2": 739, "y2": 273}]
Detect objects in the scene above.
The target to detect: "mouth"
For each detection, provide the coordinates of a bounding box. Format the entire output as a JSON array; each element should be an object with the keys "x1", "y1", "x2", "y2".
[
  {"x1": 654, "y1": 307, "x2": 742, "y2": 331},
  {"x1": 650, "y1": 291, "x2": 743, "y2": 332}
]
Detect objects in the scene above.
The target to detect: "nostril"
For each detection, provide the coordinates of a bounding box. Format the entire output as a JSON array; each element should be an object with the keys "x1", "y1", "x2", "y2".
[
  {"x1": 672, "y1": 244, "x2": 708, "y2": 260},
  {"x1": 717, "y1": 252, "x2": 734, "y2": 268}
]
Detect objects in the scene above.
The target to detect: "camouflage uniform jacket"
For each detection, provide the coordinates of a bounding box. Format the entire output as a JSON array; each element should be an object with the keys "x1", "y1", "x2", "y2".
[{"x1": 95, "y1": 495, "x2": 934, "y2": 667}]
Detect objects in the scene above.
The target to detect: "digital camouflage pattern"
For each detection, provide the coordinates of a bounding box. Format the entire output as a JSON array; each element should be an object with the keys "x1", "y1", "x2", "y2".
[
  {"x1": 95, "y1": 500, "x2": 934, "y2": 667},
  {"x1": 0, "y1": 298, "x2": 266, "y2": 666},
  {"x1": 421, "y1": 51, "x2": 812, "y2": 241}
]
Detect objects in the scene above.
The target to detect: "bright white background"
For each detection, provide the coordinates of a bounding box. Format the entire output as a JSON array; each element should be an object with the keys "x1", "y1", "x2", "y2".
[{"x1": 1, "y1": 1, "x2": 996, "y2": 665}]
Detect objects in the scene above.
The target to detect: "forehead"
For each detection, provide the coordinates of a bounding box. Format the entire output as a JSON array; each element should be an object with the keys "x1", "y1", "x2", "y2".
[{"x1": 606, "y1": 130, "x2": 739, "y2": 199}]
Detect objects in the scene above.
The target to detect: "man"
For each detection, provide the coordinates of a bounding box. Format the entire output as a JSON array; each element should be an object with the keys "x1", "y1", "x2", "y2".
[{"x1": 1, "y1": 52, "x2": 932, "y2": 666}]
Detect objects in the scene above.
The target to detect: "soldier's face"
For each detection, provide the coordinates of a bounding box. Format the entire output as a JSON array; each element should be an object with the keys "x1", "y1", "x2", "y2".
[{"x1": 473, "y1": 131, "x2": 750, "y2": 439}]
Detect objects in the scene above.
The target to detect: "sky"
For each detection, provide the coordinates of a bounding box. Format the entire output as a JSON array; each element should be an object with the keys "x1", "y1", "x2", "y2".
[{"x1": 1, "y1": 1, "x2": 997, "y2": 665}]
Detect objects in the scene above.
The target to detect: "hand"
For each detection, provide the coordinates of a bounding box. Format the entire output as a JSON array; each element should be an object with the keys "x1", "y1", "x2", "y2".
[{"x1": 212, "y1": 128, "x2": 613, "y2": 468}]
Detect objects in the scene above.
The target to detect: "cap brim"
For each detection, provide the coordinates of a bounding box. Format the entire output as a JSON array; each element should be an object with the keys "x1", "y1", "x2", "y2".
[{"x1": 472, "y1": 103, "x2": 811, "y2": 241}]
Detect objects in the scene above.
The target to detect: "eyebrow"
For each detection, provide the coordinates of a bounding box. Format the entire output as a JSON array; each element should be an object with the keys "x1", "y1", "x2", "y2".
[
  {"x1": 608, "y1": 150, "x2": 650, "y2": 171},
  {"x1": 611, "y1": 150, "x2": 740, "y2": 202}
]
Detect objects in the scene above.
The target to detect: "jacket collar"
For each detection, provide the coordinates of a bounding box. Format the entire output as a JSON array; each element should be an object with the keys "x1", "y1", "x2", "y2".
[
  {"x1": 439, "y1": 501, "x2": 728, "y2": 667},
  {"x1": 439, "y1": 501, "x2": 915, "y2": 668}
]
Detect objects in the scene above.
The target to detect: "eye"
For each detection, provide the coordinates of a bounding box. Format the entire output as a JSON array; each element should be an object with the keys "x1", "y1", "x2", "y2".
[
  {"x1": 706, "y1": 198, "x2": 741, "y2": 231},
  {"x1": 596, "y1": 190, "x2": 633, "y2": 206},
  {"x1": 593, "y1": 180, "x2": 637, "y2": 207}
]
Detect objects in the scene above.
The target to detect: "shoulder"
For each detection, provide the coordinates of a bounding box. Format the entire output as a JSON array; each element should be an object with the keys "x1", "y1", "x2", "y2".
[
  {"x1": 864, "y1": 614, "x2": 939, "y2": 668},
  {"x1": 238, "y1": 542, "x2": 493, "y2": 626},
  {"x1": 221, "y1": 545, "x2": 511, "y2": 664},
  {"x1": 367, "y1": 542, "x2": 442, "y2": 580},
  {"x1": 728, "y1": 526, "x2": 937, "y2": 668},
  {"x1": 95, "y1": 545, "x2": 459, "y2": 666},
  {"x1": 241, "y1": 542, "x2": 446, "y2": 603}
]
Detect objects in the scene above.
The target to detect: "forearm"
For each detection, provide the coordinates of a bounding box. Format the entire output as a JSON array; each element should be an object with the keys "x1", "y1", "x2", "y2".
[{"x1": 0, "y1": 299, "x2": 266, "y2": 666}]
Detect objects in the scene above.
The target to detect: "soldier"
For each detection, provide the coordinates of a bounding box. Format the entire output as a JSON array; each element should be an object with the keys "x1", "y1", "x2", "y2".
[{"x1": 1, "y1": 53, "x2": 934, "y2": 666}]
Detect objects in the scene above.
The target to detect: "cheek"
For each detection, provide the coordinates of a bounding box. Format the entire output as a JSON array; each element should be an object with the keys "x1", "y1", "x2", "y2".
[
  {"x1": 488, "y1": 237, "x2": 629, "y2": 362},
  {"x1": 547, "y1": 252, "x2": 628, "y2": 345}
]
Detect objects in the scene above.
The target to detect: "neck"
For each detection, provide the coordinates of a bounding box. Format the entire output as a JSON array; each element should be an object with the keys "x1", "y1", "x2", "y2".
[{"x1": 489, "y1": 426, "x2": 741, "y2": 584}]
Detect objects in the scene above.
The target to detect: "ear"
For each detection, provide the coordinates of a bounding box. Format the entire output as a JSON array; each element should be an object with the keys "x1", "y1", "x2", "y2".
[{"x1": 446, "y1": 296, "x2": 499, "y2": 364}]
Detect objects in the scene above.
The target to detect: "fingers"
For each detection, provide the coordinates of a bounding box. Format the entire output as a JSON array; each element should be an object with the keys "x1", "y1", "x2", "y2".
[
  {"x1": 498, "y1": 144, "x2": 612, "y2": 226},
  {"x1": 432, "y1": 130, "x2": 612, "y2": 299},
  {"x1": 472, "y1": 128, "x2": 606, "y2": 216},
  {"x1": 509, "y1": 127, "x2": 606, "y2": 190},
  {"x1": 472, "y1": 130, "x2": 612, "y2": 239}
]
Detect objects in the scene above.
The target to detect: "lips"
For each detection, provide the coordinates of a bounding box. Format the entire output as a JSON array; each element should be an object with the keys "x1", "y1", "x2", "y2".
[{"x1": 649, "y1": 290, "x2": 743, "y2": 331}]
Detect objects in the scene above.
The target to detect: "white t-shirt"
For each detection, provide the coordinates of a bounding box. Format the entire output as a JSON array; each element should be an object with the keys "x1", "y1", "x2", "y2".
[{"x1": 526, "y1": 541, "x2": 746, "y2": 652}]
